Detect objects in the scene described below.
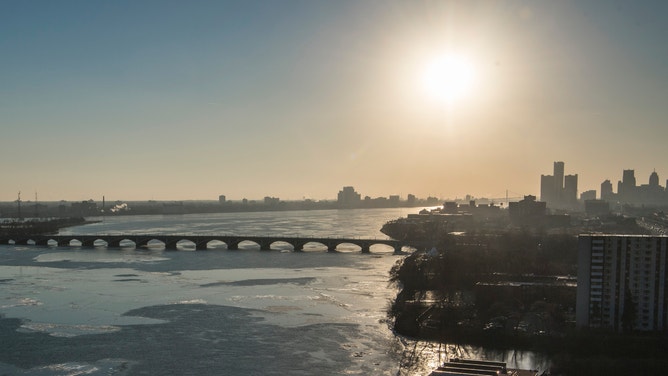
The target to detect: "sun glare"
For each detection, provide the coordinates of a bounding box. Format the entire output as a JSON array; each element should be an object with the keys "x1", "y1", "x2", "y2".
[{"x1": 421, "y1": 54, "x2": 476, "y2": 104}]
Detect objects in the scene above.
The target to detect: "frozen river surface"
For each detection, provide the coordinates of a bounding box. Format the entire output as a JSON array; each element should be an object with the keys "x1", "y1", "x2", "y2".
[
  {"x1": 0, "y1": 209, "x2": 548, "y2": 375},
  {"x1": 0, "y1": 209, "x2": 416, "y2": 375}
]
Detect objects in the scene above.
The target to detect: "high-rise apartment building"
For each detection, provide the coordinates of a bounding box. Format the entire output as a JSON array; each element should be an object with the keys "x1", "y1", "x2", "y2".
[{"x1": 577, "y1": 234, "x2": 668, "y2": 332}]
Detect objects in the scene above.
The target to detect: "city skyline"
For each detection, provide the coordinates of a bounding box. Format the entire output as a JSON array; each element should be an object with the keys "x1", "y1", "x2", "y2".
[{"x1": 2, "y1": 2, "x2": 667, "y2": 201}]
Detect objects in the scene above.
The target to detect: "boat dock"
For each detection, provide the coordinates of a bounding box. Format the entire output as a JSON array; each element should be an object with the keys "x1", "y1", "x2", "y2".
[{"x1": 429, "y1": 358, "x2": 539, "y2": 376}]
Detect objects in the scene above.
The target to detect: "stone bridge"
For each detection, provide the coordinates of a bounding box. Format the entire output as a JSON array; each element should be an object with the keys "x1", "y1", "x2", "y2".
[{"x1": 0, "y1": 234, "x2": 407, "y2": 253}]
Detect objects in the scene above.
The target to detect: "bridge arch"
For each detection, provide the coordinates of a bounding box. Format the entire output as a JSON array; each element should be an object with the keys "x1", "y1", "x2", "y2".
[
  {"x1": 135, "y1": 238, "x2": 166, "y2": 250},
  {"x1": 368, "y1": 243, "x2": 396, "y2": 254},
  {"x1": 301, "y1": 241, "x2": 328, "y2": 252},
  {"x1": 269, "y1": 240, "x2": 297, "y2": 252},
  {"x1": 333, "y1": 242, "x2": 362, "y2": 253},
  {"x1": 202, "y1": 239, "x2": 227, "y2": 250},
  {"x1": 237, "y1": 240, "x2": 261, "y2": 250},
  {"x1": 56, "y1": 238, "x2": 82, "y2": 247},
  {"x1": 92, "y1": 239, "x2": 109, "y2": 248},
  {"x1": 109, "y1": 239, "x2": 137, "y2": 249},
  {"x1": 173, "y1": 239, "x2": 196, "y2": 251}
]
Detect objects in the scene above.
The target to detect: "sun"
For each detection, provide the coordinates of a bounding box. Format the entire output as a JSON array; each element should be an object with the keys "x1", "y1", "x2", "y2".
[{"x1": 420, "y1": 54, "x2": 476, "y2": 104}]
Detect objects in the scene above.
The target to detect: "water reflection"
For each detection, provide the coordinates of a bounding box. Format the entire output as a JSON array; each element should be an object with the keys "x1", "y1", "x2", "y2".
[{"x1": 396, "y1": 340, "x2": 551, "y2": 375}]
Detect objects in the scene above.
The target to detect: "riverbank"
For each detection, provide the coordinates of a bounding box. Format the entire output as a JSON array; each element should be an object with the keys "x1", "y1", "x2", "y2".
[
  {"x1": 387, "y1": 233, "x2": 668, "y2": 375},
  {"x1": 0, "y1": 217, "x2": 96, "y2": 236}
]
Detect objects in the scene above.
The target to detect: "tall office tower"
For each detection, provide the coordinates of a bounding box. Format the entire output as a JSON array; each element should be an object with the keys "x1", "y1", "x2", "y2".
[
  {"x1": 553, "y1": 161, "x2": 565, "y2": 201},
  {"x1": 650, "y1": 171, "x2": 660, "y2": 187},
  {"x1": 540, "y1": 174, "x2": 555, "y2": 203},
  {"x1": 600, "y1": 179, "x2": 613, "y2": 201},
  {"x1": 577, "y1": 235, "x2": 668, "y2": 332},
  {"x1": 619, "y1": 169, "x2": 637, "y2": 196},
  {"x1": 564, "y1": 174, "x2": 578, "y2": 205},
  {"x1": 623, "y1": 169, "x2": 636, "y2": 186}
]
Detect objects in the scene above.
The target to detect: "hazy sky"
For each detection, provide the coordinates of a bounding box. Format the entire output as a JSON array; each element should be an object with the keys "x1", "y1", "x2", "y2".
[{"x1": 2, "y1": 1, "x2": 667, "y2": 202}]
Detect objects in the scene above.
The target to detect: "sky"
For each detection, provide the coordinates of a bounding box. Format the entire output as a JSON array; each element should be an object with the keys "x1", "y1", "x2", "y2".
[{"x1": 2, "y1": 1, "x2": 668, "y2": 202}]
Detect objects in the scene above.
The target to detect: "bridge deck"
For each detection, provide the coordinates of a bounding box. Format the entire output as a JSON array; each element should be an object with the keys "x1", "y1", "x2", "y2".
[{"x1": 0, "y1": 234, "x2": 411, "y2": 253}]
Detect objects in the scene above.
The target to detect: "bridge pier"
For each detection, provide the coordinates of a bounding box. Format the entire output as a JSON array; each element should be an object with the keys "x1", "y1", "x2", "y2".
[
  {"x1": 196, "y1": 242, "x2": 208, "y2": 250},
  {"x1": 135, "y1": 240, "x2": 149, "y2": 249},
  {"x1": 35, "y1": 239, "x2": 51, "y2": 247},
  {"x1": 227, "y1": 242, "x2": 239, "y2": 250},
  {"x1": 292, "y1": 242, "x2": 304, "y2": 252},
  {"x1": 361, "y1": 245, "x2": 370, "y2": 254},
  {"x1": 165, "y1": 241, "x2": 179, "y2": 250},
  {"x1": 81, "y1": 240, "x2": 96, "y2": 248}
]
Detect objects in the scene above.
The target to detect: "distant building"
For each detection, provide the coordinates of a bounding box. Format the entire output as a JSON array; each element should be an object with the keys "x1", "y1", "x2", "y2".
[
  {"x1": 564, "y1": 174, "x2": 578, "y2": 207},
  {"x1": 600, "y1": 180, "x2": 614, "y2": 201},
  {"x1": 218, "y1": 195, "x2": 226, "y2": 204},
  {"x1": 264, "y1": 196, "x2": 280, "y2": 205},
  {"x1": 540, "y1": 174, "x2": 555, "y2": 203},
  {"x1": 337, "y1": 186, "x2": 361, "y2": 207},
  {"x1": 606, "y1": 169, "x2": 668, "y2": 207},
  {"x1": 389, "y1": 195, "x2": 400, "y2": 206},
  {"x1": 650, "y1": 171, "x2": 660, "y2": 187},
  {"x1": 577, "y1": 234, "x2": 668, "y2": 332},
  {"x1": 540, "y1": 161, "x2": 578, "y2": 210},
  {"x1": 580, "y1": 190, "x2": 596, "y2": 202},
  {"x1": 508, "y1": 195, "x2": 547, "y2": 226},
  {"x1": 443, "y1": 201, "x2": 459, "y2": 214},
  {"x1": 554, "y1": 161, "x2": 565, "y2": 201},
  {"x1": 70, "y1": 200, "x2": 99, "y2": 216},
  {"x1": 407, "y1": 194, "x2": 416, "y2": 205},
  {"x1": 584, "y1": 199, "x2": 610, "y2": 216}
]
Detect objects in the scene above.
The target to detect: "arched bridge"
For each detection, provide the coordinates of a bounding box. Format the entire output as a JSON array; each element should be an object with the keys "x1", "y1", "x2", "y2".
[{"x1": 0, "y1": 234, "x2": 407, "y2": 253}]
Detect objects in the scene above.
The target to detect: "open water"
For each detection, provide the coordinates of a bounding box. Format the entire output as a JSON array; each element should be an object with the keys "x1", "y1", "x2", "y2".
[{"x1": 0, "y1": 208, "x2": 548, "y2": 375}]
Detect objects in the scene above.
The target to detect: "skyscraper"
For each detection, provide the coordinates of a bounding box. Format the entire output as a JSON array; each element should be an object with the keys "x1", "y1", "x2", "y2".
[
  {"x1": 554, "y1": 161, "x2": 565, "y2": 201},
  {"x1": 540, "y1": 174, "x2": 555, "y2": 203},
  {"x1": 564, "y1": 174, "x2": 578, "y2": 206},
  {"x1": 600, "y1": 179, "x2": 613, "y2": 201},
  {"x1": 539, "y1": 161, "x2": 577, "y2": 209},
  {"x1": 650, "y1": 170, "x2": 660, "y2": 187},
  {"x1": 619, "y1": 169, "x2": 637, "y2": 198}
]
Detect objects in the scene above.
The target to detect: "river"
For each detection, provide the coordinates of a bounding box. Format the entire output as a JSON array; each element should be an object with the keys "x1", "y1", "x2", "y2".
[{"x1": 0, "y1": 208, "x2": 549, "y2": 375}]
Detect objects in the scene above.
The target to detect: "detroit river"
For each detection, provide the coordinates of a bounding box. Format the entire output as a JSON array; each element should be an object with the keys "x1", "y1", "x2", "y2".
[{"x1": 0, "y1": 208, "x2": 547, "y2": 375}]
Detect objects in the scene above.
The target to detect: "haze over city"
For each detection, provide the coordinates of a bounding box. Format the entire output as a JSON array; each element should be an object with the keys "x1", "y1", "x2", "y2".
[{"x1": 2, "y1": 1, "x2": 667, "y2": 202}]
